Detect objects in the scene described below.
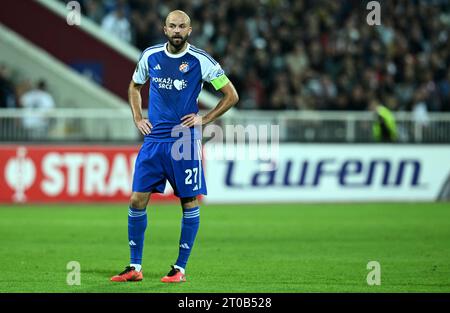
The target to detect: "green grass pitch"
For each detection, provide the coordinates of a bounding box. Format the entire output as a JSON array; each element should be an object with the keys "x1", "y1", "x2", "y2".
[{"x1": 0, "y1": 202, "x2": 449, "y2": 293}]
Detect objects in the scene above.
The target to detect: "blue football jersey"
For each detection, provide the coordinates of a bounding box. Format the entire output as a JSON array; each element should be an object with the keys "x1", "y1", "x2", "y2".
[{"x1": 132, "y1": 42, "x2": 228, "y2": 142}]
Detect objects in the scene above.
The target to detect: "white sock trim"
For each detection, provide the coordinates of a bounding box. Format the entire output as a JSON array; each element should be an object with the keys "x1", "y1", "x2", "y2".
[
  {"x1": 174, "y1": 265, "x2": 185, "y2": 275},
  {"x1": 130, "y1": 264, "x2": 142, "y2": 272}
]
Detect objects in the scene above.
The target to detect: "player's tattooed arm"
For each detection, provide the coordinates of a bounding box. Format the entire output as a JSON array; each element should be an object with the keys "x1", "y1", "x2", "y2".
[
  {"x1": 128, "y1": 80, "x2": 153, "y2": 135},
  {"x1": 181, "y1": 81, "x2": 239, "y2": 127}
]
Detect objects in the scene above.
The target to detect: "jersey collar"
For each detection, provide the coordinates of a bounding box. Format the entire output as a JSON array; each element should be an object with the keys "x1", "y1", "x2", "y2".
[{"x1": 164, "y1": 42, "x2": 190, "y2": 58}]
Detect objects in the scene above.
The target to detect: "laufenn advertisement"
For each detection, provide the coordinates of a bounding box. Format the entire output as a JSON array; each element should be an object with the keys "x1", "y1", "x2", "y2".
[{"x1": 204, "y1": 144, "x2": 450, "y2": 203}]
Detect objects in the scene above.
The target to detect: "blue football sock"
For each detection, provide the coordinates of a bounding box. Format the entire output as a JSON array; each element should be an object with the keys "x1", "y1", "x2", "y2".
[
  {"x1": 175, "y1": 206, "x2": 200, "y2": 270},
  {"x1": 128, "y1": 207, "x2": 147, "y2": 266}
]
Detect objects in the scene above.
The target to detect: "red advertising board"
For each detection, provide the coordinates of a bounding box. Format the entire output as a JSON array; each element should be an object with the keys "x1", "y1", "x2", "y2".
[{"x1": 0, "y1": 145, "x2": 178, "y2": 203}]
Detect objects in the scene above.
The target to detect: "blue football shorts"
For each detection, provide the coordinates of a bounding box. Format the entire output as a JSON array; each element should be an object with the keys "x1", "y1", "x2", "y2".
[{"x1": 132, "y1": 139, "x2": 207, "y2": 198}]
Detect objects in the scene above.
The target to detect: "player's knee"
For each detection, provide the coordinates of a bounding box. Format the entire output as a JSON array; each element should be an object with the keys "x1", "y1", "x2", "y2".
[
  {"x1": 129, "y1": 192, "x2": 149, "y2": 209},
  {"x1": 181, "y1": 196, "x2": 198, "y2": 209}
]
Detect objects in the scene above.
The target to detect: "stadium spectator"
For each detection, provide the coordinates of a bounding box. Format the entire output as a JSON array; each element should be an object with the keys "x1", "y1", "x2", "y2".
[
  {"x1": 20, "y1": 80, "x2": 55, "y2": 139},
  {"x1": 84, "y1": 0, "x2": 105, "y2": 24},
  {"x1": 101, "y1": 3, "x2": 132, "y2": 43},
  {"x1": 370, "y1": 99, "x2": 397, "y2": 143},
  {"x1": 0, "y1": 64, "x2": 17, "y2": 108}
]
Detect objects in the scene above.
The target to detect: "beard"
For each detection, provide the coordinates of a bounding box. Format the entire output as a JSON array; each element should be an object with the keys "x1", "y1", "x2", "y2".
[{"x1": 167, "y1": 33, "x2": 189, "y2": 49}]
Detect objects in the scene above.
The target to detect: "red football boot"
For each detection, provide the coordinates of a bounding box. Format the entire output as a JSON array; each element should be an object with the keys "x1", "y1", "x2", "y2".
[
  {"x1": 161, "y1": 266, "x2": 186, "y2": 283},
  {"x1": 111, "y1": 266, "x2": 143, "y2": 282}
]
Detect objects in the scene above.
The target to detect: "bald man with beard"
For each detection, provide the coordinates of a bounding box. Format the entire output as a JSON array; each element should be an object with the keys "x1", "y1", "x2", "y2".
[{"x1": 111, "y1": 10, "x2": 239, "y2": 283}]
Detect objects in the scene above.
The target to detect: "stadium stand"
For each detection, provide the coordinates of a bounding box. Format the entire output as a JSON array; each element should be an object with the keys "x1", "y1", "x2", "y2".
[
  {"x1": 1, "y1": 0, "x2": 449, "y2": 143},
  {"x1": 62, "y1": 0, "x2": 450, "y2": 113}
]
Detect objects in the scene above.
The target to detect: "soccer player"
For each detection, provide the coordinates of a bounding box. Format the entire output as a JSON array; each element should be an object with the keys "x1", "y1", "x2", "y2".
[{"x1": 111, "y1": 10, "x2": 239, "y2": 283}]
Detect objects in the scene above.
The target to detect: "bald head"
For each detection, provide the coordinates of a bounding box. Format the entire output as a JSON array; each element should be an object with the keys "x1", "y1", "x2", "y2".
[
  {"x1": 164, "y1": 10, "x2": 192, "y2": 51},
  {"x1": 165, "y1": 10, "x2": 191, "y2": 27}
]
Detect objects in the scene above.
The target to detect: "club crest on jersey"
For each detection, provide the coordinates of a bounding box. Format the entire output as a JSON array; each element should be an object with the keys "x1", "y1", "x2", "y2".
[{"x1": 179, "y1": 62, "x2": 189, "y2": 73}]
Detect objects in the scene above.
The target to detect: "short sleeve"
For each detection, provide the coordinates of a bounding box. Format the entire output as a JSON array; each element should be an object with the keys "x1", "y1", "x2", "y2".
[{"x1": 132, "y1": 54, "x2": 149, "y2": 84}]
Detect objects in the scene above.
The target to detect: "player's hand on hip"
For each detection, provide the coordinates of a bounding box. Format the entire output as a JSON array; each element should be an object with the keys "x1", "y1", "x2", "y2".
[
  {"x1": 181, "y1": 113, "x2": 203, "y2": 127},
  {"x1": 135, "y1": 118, "x2": 153, "y2": 135}
]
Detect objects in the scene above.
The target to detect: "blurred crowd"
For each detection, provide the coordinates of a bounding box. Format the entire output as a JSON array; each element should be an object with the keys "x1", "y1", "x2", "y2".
[
  {"x1": 66, "y1": 0, "x2": 450, "y2": 113},
  {"x1": 0, "y1": 64, "x2": 55, "y2": 137}
]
